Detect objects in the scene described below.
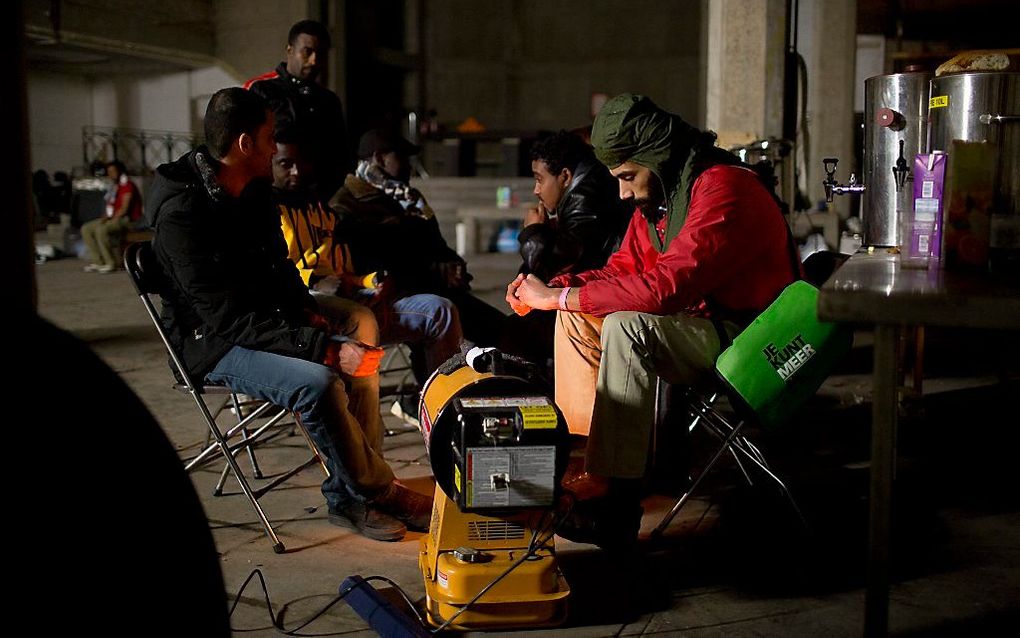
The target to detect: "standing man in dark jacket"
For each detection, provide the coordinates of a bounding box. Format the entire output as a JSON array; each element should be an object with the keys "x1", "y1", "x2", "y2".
[
  {"x1": 147, "y1": 87, "x2": 430, "y2": 542},
  {"x1": 245, "y1": 19, "x2": 350, "y2": 200}
]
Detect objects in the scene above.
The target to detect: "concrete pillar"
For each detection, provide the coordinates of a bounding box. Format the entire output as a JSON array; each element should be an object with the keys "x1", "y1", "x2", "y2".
[
  {"x1": 705, "y1": 0, "x2": 787, "y2": 146},
  {"x1": 799, "y1": 0, "x2": 857, "y2": 219}
]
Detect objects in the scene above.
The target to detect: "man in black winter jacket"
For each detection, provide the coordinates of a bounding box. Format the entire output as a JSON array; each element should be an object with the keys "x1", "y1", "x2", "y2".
[
  {"x1": 245, "y1": 19, "x2": 350, "y2": 200},
  {"x1": 147, "y1": 87, "x2": 430, "y2": 543}
]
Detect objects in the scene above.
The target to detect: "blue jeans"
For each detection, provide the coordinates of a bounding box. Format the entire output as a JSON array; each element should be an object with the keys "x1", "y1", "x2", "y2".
[
  {"x1": 378, "y1": 293, "x2": 463, "y2": 381},
  {"x1": 314, "y1": 291, "x2": 462, "y2": 384},
  {"x1": 206, "y1": 347, "x2": 394, "y2": 511}
]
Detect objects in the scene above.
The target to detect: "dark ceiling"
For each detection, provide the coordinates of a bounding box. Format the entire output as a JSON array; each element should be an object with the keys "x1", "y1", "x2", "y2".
[
  {"x1": 856, "y1": 0, "x2": 1019, "y2": 49},
  {"x1": 23, "y1": 1, "x2": 1019, "y2": 78},
  {"x1": 24, "y1": 0, "x2": 215, "y2": 77}
]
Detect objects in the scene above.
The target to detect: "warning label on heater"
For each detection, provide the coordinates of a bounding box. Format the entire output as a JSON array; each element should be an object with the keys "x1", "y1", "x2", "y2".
[
  {"x1": 466, "y1": 446, "x2": 556, "y2": 508},
  {"x1": 519, "y1": 405, "x2": 558, "y2": 429},
  {"x1": 459, "y1": 397, "x2": 552, "y2": 408}
]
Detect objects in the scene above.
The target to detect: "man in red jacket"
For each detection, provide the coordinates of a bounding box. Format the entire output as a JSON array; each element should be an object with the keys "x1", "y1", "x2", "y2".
[{"x1": 508, "y1": 94, "x2": 800, "y2": 546}]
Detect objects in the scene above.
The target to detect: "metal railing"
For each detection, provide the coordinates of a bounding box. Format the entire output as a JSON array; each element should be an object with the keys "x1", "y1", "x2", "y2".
[{"x1": 82, "y1": 126, "x2": 201, "y2": 176}]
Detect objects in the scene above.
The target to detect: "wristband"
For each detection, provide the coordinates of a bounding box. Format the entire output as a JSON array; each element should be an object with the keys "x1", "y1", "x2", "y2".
[{"x1": 558, "y1": 287, "x2": 571, "y2": 311}]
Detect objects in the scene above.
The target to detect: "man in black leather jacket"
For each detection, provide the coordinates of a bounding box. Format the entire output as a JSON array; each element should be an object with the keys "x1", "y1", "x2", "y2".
[
  {"x1": 518, "y1": 129, "x2": 630, "y2": 281},
  {"x1": 245, "y1": 20, "x2": 351, "y2": 200},
  {"x1": 502, "y1": 130, "x2": 629, "y2": 370}
]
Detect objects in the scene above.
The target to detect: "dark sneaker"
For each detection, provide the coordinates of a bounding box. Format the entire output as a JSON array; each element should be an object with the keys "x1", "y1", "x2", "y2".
[
  {"x1": 371, "y1": 482, "x2": 433, "y2": 532},
  {"x1": 328, "y1": 502, "x2": 406, "y2": 541},
  {"x1": 556, "y1": 497, "x2": 643, "y2": 551}
]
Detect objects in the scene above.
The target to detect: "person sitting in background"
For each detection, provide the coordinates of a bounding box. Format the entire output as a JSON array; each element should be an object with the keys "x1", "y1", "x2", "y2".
[
  {"x1": 501, "y1": 129, "x2": 630, "y2": 369},
  {"x1": 508, "y1": 94, "x2": 800, "y2": 547},
  {"x1": 147, "y1": 87, "x2": 431, "y2": 542},
  {"x1": 273, "y1": 126, "x2": 463, "y2": 428},
  {"x1": 81, "y1": 160, "x2": 142, "y2": 273},
  {"x1": 32, "y1": 170, "x2": 52, "y2": 228},
  {"x1": 329, "y1": 128, "x2": 506, "y2": 354}
]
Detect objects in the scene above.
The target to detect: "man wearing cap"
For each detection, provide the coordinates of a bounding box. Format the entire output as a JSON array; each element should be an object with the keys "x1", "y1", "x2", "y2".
[
  {"x1": 330, "y1": 129, "x2": 507, "y2": 365},
  {"x1": 508, "y1": 94, "x2": 800, "y2": 547}
]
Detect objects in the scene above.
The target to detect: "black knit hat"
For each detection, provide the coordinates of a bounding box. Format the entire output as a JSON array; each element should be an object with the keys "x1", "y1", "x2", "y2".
[{"x1": 357, "y1": 129, "x2": 420, "y2": 159}]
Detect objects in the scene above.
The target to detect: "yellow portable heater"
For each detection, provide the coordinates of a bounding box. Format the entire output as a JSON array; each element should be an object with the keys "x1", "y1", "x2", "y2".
[{"x1": 417, "y1": 349, "x2": 571, "y2": 630}]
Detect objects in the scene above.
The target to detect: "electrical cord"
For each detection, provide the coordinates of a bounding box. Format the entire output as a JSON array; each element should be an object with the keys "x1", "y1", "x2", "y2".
[{"x1": 228, "y1": 567, "x2": 381, "y2": 635}]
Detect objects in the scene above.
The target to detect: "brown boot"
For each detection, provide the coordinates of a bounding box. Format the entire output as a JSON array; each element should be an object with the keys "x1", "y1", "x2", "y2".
[
  {"x1": 562, "y1": 471, "x2": 610, "y2": 501},
  {"x1": 371, "y1": 482, "x2": 434, "y2": 532},
  {"x1": 328, "y1": 502, "x2": 406, "y2": 542}
]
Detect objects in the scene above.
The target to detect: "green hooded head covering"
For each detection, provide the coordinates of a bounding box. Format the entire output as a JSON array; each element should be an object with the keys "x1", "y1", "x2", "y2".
[{"x1": 591, "y1": 93, "x2": 735, "y2": 253}]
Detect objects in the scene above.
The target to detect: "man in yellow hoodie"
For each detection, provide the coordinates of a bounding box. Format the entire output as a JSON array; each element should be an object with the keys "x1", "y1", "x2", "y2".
[{"x1": 274, "y1": 127, "x2": 463, "y2": 427}]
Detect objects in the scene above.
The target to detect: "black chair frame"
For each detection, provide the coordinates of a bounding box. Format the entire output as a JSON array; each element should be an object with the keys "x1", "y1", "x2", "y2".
[{"x1": 125, "y1": 241, "x2": 326, "y2": 553}]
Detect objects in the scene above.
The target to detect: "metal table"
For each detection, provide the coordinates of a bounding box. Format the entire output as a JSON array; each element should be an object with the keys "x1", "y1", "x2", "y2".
[{"x1": 817, "y1": 250, "x2": 1020, "y2": 635}]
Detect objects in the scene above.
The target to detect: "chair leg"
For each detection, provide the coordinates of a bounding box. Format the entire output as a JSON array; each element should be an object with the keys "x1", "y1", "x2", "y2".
[
  {"x1": 184, "y1": 401, "x2": 277, "y2": 471},
  {"x1": 213, "y1": 461, "x2": 230, "y2": 497},
  {"x1": 651, "y1": 420, "x2": 746, "y2": 538},
  {"x1": 654, "y1": 393, "x2": 812, "y2": 538},
  {"x1": 292, "y1": 414, "x2": 330, "y2": 478},
  {"x1": 696, "y1": 410, "x2": 756, "y2": 488},
  {"x1": 380, "y1": 344, "x2": 415, "y2": 392},
  {"x1": 730, "y1": 438, "x2": 810, "y2": 533},
  {"x1": 203, "y1": 394, "x2": 233, "y2": 455},
  {"x1": 192, "y1": 393, "x2": 286, "y2": 553},
  {"x1": 216, "y1": 411, "x2": 325, "y2": 499},
  {"x1": 230, "y1": 393, "x2": 264, "y2": 479},
  {"x1": 699, "y1": 416, "x2": 810, "y2": 534},
  {"x1": 727, "y1": 443, "x2": 755, "y2": 487}
]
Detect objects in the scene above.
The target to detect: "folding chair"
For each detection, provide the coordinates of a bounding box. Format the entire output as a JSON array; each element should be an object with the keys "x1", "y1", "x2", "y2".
[
  {"x1": 125, "y1": 241, "x2": 326, "y2": 553},
  {"x1": 379, "y1": 342, "x2": 415, "y2": 397},
  {"x1": 651, "y1": 279, "x2": 854, "y2": 539},
  {"x1": 378, "y1": 342, "x2": 422, "y2": 436}
]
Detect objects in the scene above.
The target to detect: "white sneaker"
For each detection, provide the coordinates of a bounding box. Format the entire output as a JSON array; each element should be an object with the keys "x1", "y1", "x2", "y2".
[
  {"x1": 229, "y1": 393, "x2": 255, "y2": 417},
  {"x1": 83, "y1": 263, "x2": 102, "y2": 272},
  {"x1": 389, "y1": 397, "x2": 421, "y2": 428},
  {"x1": 97, "y1": 264, "x2": 117, "y2": 274}
]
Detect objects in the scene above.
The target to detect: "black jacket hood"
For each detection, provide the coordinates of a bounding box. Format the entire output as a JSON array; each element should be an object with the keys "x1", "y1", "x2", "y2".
[{"x1": 145, "y1": 148, "x2": 219, "y2": 229}]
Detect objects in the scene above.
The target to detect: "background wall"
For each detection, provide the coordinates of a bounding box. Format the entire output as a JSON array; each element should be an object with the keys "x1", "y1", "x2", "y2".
[
  {"x1": 28, "y1": 66, "x2": 235, "y2": 176},
  {"x1": 28, "y1": 72, "x2": 94, "y2": 174},
  {"x1": 423, "y1": 0, "x2": 706, "y2": 133},
  {"x1": 214, "y1": 0, "x2": 311, "y2": 82},
  {"x1": 24, "y1": 0, "x2": 1012, "y2": 220}
]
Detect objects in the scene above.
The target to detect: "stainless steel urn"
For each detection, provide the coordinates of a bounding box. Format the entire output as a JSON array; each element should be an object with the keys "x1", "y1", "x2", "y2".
[
  {"x1": 927, "y1": 71, "x2": 1020, "y2": 275},
  {"x1": 862, "y1": 72, "x2": 931, "y2": 247}
]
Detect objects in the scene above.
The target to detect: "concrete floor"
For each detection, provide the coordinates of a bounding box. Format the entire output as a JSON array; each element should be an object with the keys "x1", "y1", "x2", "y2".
[{"x1": 33, "y1": 239, "x2": 1020, "y2": 636}]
